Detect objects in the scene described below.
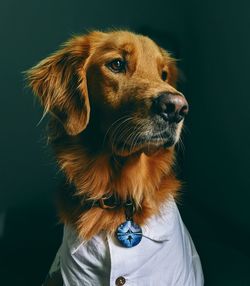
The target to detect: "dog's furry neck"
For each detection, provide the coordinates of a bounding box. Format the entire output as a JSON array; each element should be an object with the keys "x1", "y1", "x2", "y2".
[{"x1": 52, "y1": 131, "x2": 180, "y2": 240}]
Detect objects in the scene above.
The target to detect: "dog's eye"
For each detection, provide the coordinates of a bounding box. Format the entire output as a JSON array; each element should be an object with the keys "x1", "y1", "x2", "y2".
[
  {"x1": 161, "y1": 71, "x2": 168, "y2": 81},
  {"x1": 107, "y1": 59, "x2": 126, "y2": 73}
]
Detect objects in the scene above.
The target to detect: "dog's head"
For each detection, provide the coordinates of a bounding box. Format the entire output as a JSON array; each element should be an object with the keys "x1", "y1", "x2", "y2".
[{"x1": 27, "y1": 31, "x2": 188, "y2": 157}]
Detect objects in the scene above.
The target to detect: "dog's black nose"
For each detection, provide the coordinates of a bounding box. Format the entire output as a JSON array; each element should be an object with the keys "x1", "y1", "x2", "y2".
[{"x1": 152, "y1": 92, "x2": 189, "y2": 123}]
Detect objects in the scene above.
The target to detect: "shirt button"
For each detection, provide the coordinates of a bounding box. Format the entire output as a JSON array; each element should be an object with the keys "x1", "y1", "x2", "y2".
[{"x1": 115, "y1": 276, "x2": 126, "y2": 285}]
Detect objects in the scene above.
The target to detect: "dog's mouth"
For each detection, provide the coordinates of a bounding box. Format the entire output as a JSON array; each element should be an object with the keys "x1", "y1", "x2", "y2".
[
  {"x1": 104, "y1": 111, "x2": 184, "y2": 157},
  {"x1": 109, "y1": 122, "x2": 180, "y2": 156}
]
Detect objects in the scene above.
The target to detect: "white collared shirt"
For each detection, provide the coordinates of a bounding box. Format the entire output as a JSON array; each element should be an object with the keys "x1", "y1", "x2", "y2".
[{"x1": 48, "y1": 200, "x2": 204, "y2": 286}]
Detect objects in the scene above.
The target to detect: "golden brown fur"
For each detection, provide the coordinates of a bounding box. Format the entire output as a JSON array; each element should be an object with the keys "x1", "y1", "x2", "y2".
[{"x1": 27, "y1": 30, "x2": 183, "y2": 240}]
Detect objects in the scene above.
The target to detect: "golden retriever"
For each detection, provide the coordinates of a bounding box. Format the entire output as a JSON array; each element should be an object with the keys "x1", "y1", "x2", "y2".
[{"x1": 27, "y1": 30, "x2": 200, "y2": 285}]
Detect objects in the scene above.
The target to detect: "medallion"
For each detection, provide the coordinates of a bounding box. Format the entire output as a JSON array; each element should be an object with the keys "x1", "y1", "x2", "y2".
[{"x1": 116, "y1": 220, "x2": 142, "y2": 248}]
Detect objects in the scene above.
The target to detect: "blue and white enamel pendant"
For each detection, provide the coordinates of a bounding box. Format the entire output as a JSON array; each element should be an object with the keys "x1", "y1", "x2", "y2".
[
  {"x1": 116, "y1": 220, "x2": 142, "y2": 248},
  {"x1": 115, "y1": 199, "x2": 143, "y2": 248}
]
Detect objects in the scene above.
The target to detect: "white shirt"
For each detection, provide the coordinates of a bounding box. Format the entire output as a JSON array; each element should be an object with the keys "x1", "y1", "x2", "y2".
[{"x1": 48, "y1": 200, "x2": 204, "y2": 286}]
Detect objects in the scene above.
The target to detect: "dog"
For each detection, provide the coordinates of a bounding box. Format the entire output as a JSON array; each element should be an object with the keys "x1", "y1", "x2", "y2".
[{"x1": 27, "y1": 30, "x2": 204, "y2": 285}]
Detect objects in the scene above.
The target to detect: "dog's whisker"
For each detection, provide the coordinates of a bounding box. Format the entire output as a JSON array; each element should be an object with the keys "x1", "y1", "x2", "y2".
[
  {"x1": 109, "y1": 117, "x2": 134, "y2": 143},
  {"x1": 115, "y1": 121, "x2": 135, "y2": 144},
  {"x1": 103, "y1": 115, "x2": 131, "y2": 141},
  {"x1": 102, "y1": 115, "x2": 132, "y2": 147},
  {"x1": 118, "y1": 124, "x2": 139, "y2": 154},
  {"x1": 181, "y1": 124, "x2": 190, "y2": 135},
  {"x1": 117, "y1": 118, "x2": 145, "y2": 154},
  {"x1": 176, "y1": 134, "x2": 185, "y2": 154},
  {"x1": 126, "y1": 122, "x2": 146, "y2": 154},
  {"x1": 121, "y1": 124, "x2": 142, "y2": 154},
  {"x1": 110, "y1": 127, "x2": 133, "y2": 154},
  {"x1": 129, "y1": 132, "x2": 142, "y2": 154},
  {"x1": 109, "y1": 117, "x2": 136, "y2": 153},
  {"x1": 108, "y1": 118, "x2": 131, "y2": 153},
  {"x1": 128, "y1": 121, "x2": 145, "y2": 153}
]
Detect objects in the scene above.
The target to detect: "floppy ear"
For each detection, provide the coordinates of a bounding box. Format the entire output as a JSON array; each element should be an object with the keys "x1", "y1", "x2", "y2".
[{"x1": 26, "y1": 35, "x2": 94, "y2": 135}]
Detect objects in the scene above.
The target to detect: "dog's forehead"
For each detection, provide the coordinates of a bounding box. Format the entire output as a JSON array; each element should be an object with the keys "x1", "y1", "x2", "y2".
[{"x1": 97, "y1": 31, "x2": 163, "y2": 59}]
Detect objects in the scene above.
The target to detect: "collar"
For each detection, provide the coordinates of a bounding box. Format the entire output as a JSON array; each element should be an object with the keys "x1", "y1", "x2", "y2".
[
  {"x1": 89, "y1": 194, "x2": 124, "y2": 209},
  {"x1": 81, "y1": 195, "x2": 136, "y2": 222},
  {"x1": 66, "y1": 182, "x2": 128, "y2": 210},
  {"x1": 78, "y1": 190, "x2": 136, "y2": 215}
]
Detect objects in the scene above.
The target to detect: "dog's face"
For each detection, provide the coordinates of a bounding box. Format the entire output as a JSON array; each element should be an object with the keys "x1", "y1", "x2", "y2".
[{"x1": 27, "y1": 31, "x2": 188, "y2": 157}]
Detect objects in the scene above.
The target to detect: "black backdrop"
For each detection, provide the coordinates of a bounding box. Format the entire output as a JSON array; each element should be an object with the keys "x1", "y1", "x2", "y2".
[{"x1": 0, "y1": 0, "x2": 250, "y2": 285}]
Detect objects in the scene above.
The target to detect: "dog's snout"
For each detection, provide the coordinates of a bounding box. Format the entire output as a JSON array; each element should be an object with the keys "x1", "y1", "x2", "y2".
[{"x1": 152, "y1": 92, "x2": 189, "y2": 123}]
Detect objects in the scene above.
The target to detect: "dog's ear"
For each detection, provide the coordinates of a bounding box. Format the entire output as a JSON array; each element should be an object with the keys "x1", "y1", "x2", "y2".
[{"x1": 26, "y1": 32, "x2": 103, "y2": 135}]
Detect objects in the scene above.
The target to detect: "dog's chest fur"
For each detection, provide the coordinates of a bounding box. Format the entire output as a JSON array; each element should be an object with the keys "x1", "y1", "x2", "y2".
[{"x1": 54, "y1": 138, "x2": 180, "y2": 240}]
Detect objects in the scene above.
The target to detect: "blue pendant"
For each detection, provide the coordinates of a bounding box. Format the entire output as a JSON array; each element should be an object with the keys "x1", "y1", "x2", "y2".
[{"x1": 116, "y1": 220, "x2": 142, "y2": 248}]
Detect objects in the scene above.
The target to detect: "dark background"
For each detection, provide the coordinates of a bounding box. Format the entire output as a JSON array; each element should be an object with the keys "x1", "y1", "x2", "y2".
[{"x1": 0, "y1": 0, "x2": 250, "y2": 285}]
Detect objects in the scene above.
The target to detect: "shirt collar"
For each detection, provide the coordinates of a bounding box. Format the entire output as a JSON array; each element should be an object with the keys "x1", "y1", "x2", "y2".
[{"x1": 142, "y1": 198, "x2": 176, "y2": 242}]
